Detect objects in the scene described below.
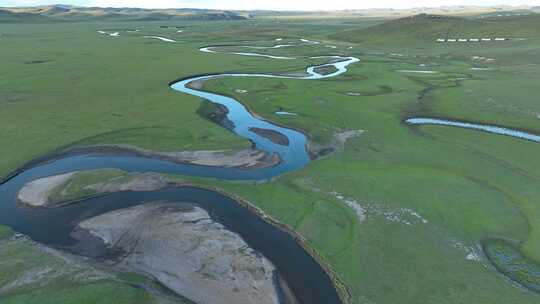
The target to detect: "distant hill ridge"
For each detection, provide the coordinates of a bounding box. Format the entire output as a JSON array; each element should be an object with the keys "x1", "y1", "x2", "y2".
[
  {"x1": 331, "y1": 13, "x2": 540, "y2": 44},
  {"x1": 0, "y1": 9, "x2": 51, "y2": 22},
  {"x1": 2, "y1": 4, "x2": 540, "y2": 23},
  {"x1": 0, "y1": 5, "x2": 248, "y2": 22}
]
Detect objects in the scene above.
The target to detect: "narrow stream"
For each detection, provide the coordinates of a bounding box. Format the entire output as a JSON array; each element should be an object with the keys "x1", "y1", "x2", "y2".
[{"x1": 406, "y1": 117, "x2": 540, "y2": 143}]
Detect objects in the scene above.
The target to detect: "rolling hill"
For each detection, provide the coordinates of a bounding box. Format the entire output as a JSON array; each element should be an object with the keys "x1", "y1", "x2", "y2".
[
  {"x1": 331, "y1": 13, "x2": 540, "y2": 44},
  {"x1": 0, "y1": 9, "x2": 52, "y2": 23},
  {"x1": 2, "y1": 4, "x2": 538, "y2": 23},
  {"x1": 0, "y1": 5, "x2": 247, "y2": 22}
]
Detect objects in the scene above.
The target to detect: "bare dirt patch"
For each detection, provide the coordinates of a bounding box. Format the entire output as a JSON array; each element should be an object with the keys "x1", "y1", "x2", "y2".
[{"x1": 78, "y1": 201, "x2": 284, "y2": 304}]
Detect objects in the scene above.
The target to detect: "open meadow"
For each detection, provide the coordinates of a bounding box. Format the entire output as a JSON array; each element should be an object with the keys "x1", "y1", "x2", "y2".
[{"x1": 1, "y1": 8, "x2": 540, "y2": 304}]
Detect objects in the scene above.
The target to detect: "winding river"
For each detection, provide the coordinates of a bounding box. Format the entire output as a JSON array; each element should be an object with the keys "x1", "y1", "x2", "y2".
[
  {"x1": 2, "y1": 38, "x2": 540, "y2": 303},
  {"x1": 0, "y1": 42, "x2": 359, "y2": 304}
]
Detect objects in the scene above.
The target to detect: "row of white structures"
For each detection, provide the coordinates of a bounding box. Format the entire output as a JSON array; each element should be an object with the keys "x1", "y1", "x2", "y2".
[
  {"x1": 479, "y1": 13, "x2": 530, "y2": 18},
  {"x1": 437, "y1": 38, "x2": 509, "y2": 42}
]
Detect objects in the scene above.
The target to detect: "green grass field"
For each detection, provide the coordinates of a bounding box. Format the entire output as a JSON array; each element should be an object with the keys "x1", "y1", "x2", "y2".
[
  {"x1": 0, "y1": 230, "x2": 158, "y2": 303},
  {"x1": 1, "y1": 13, "x2": 540, "y2": 304}
]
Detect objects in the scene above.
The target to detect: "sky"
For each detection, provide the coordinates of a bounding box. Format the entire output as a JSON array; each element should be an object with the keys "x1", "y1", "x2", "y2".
[{"x1": 2, "y1": 0, "x2": 540, "y2": 10}]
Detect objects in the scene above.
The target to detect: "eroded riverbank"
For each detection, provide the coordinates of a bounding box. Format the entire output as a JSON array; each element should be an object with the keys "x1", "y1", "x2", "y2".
[{"x1": 8, "y1": 172, "x2": 347, "y2": 304}]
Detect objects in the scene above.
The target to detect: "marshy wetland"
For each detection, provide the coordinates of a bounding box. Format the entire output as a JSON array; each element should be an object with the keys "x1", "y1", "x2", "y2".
[{"x1": 1, "y1": 8, "x2": 540, "y2": 304}]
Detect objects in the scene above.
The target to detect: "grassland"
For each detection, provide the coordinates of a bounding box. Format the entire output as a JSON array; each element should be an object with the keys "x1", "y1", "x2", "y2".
[
  {"x1": 47, "y1": 169, "x2": 128, "y2": 204},
  {"x1": 1, "y1": 13, "x2": 540, "y2": 304},
  {"x1": 0, "y1": 225, "x2": 14, "y2": 240},
  {"x1": 187, "y1": 38, "x2": 540, "y2": 302},
  {"x1": 0, "y1": 225, "x2": 160, "y2": 303}
]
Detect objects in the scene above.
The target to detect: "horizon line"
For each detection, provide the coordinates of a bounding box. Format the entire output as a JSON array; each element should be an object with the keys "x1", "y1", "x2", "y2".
[{"x1": 1, "y1": 3, "x2": 536, "y2": 12}]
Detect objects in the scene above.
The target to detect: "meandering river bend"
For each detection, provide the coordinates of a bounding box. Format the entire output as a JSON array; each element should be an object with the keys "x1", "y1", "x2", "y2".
[{"x1": 0, "y1": 42, "x2": 359, "y2": 304}]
